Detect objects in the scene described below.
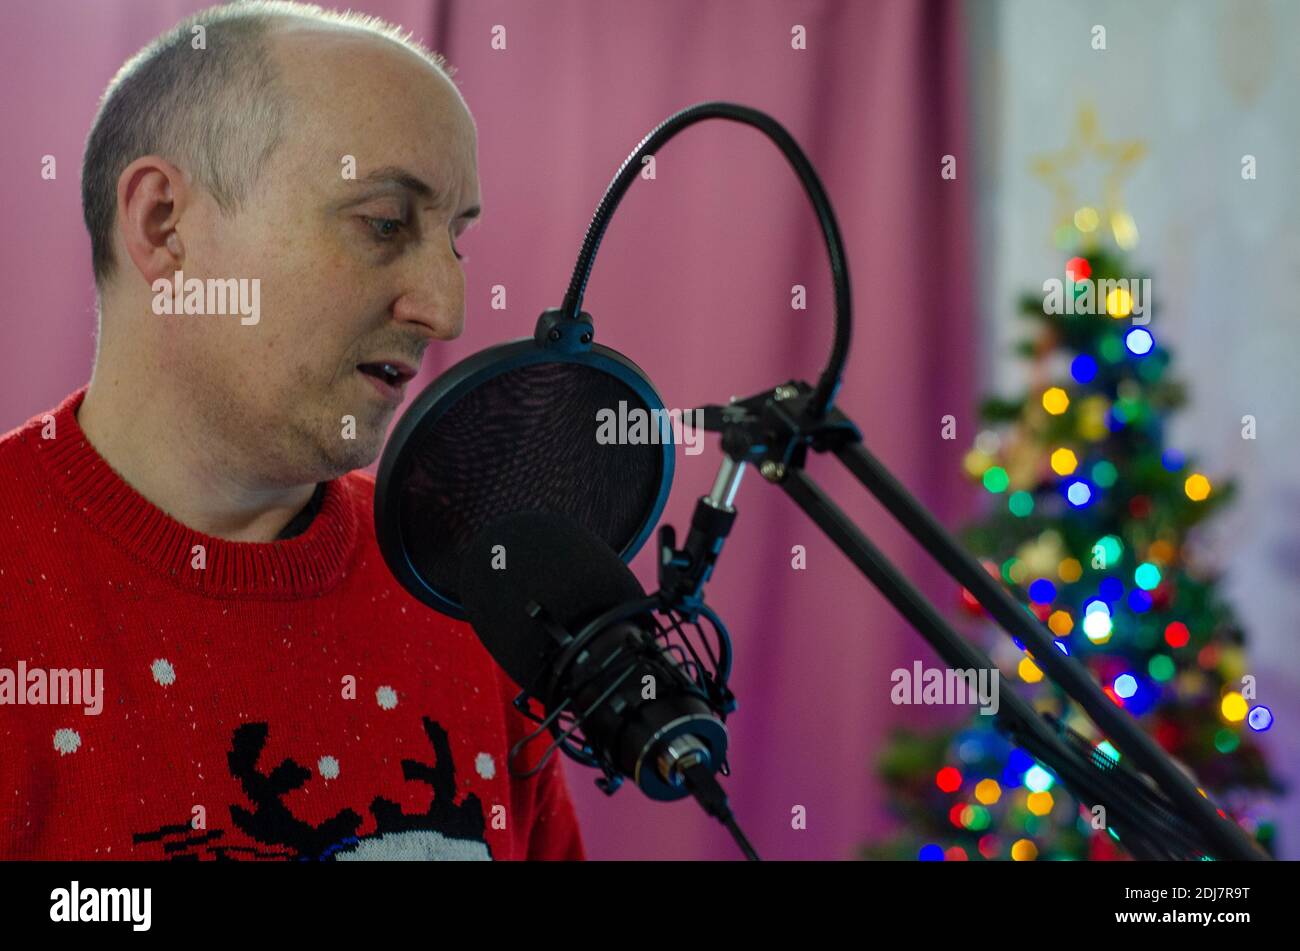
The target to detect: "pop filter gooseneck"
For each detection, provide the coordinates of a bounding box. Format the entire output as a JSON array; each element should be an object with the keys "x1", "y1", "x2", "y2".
[{"x1": 559, "y1": 102, "x2": 852, "y2": 422}]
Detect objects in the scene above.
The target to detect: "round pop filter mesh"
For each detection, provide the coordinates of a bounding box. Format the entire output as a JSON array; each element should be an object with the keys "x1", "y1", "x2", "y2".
[{"x1": 396, "y1": 360, "x2": 665, "y2": 609}]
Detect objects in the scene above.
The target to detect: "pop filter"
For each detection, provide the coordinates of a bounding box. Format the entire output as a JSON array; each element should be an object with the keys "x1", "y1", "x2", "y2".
[{"x1": 375, "y1": 308, "x2": 674, "y2": 619}]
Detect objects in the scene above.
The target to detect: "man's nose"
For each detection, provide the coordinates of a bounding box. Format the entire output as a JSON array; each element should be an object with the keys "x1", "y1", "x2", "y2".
[{"x1": 392, "y1": 255, "x2": 465, "y2": 341}]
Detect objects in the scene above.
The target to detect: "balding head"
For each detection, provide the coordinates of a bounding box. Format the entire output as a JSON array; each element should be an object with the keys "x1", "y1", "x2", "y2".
[
  {"x1": 82, "y1": 0, "x2": 457, "y2": 288},
  {"x1": 81, "y1": 0, "x2": 481, "y2": 485}
]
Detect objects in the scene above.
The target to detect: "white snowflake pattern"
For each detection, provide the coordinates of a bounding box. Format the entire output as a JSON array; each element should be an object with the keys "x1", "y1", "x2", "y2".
[
  {"x1": 53, "y1": 728, "x2": 81, "y2": 755},
  {"x1": 475, "y1": 752, "x2": 496, "y2": 780},
  {"x1": 317, "y1": 755, "x2": 340, "y2": 780},
  {"x1": 375, "y1": 685, "x2": 398, "y2": 710},
  {"x1": 151, "y1": 658, "x2": 176, "y2": 686}
]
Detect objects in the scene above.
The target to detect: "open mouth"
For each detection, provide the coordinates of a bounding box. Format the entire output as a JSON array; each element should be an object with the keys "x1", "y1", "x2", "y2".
[
  {"x1": 357, "y1": 361, "x2": 415, "y2": 386},
  {"x1": 356, "y1": 361, "x2": 417, "y2": 399}
]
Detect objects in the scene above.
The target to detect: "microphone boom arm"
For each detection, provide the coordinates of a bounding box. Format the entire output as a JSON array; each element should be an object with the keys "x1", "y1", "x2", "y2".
[{"x1": 694, "y1": 380, "x2": 1267, "y2": 861}]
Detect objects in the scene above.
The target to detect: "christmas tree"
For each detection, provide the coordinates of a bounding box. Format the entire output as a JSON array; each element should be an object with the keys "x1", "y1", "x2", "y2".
[{"x1": 865, "y1": 114, "x2": 1280, "y2": 861}]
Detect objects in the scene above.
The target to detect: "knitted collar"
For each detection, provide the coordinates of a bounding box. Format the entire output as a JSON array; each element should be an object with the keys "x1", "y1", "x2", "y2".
[{"x1": 28, "y1": 386, "x2": 360, "y2": 599}]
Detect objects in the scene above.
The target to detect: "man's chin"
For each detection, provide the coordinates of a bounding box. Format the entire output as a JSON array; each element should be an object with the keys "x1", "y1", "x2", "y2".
[
  {"x1": 303, "y1": 406, "x2": 390, "y2": 479},
  {"x1": 292, "y1": 388, "x2": 399, "y2": 479},
  {"x1": 316, "y1": 432, "x2": 386, "y2": 479}
]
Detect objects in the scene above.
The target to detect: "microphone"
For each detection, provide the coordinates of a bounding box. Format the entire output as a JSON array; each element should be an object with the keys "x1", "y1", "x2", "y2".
[{"x1": 458, "y1": 509, "x2": 730, "y2": 805}]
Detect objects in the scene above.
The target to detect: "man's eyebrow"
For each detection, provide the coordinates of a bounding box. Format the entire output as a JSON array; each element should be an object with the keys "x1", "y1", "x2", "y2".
[
  {"x1": 350, "y1": 166, "x2": 481, "y2": 219},
  {"x1": 355, "y1": 165, "x2": 436, "y2": 198}
]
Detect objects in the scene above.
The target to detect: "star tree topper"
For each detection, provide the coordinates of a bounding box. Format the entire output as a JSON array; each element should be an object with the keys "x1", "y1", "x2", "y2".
[{"x1": 1030, "y1": 103, "x2": 1146, "y2": 251}]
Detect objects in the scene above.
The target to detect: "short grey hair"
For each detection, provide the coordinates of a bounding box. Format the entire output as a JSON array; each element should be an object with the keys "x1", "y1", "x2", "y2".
[{"x1": 81, "y1": 0, "x2": 453, "y2": 287}]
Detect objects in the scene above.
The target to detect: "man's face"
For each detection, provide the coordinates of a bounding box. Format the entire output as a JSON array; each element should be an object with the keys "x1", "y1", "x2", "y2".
[{"x1": 172, "y1": 29, "x2": 481, "y2": 484}]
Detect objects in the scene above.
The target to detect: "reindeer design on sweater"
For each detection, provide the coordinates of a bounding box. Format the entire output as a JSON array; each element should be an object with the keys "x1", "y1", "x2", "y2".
[{"x1": 133, "y1": 716, "x2": 493, "y2": 860}]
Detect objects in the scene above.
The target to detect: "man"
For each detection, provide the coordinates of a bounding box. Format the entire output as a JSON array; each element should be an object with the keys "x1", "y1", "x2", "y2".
[{"x1": 0, "y1": 0, "x2": 585, "y2": 860}]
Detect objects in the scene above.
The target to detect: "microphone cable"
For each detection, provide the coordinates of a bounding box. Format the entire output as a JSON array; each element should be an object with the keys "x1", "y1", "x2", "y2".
[{"x1": 683, "y1": 762, "x2": 760, "y2": 861}]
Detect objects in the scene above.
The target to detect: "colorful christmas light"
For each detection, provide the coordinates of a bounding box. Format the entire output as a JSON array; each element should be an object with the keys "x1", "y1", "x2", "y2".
[
  {"x1": 1008, "y1": 490, "x2": 1034, "y2": 517},
  {"x1": 1091, "y1": 460, "x2": 1118, "y2": 487},
  {"x1": 1220, "y1": 692, "x2": 1248, "y2": 723},
  {"x1": 983, "y1": 466, "x2": 1010, "y2": 493},
  {"x1": 935, "y1": 766, "x2": 962, "y2": 793},
  {"x1": 1125, "y1": 327, "x2": 1153, "y2": 355},
  {"x1": 1023, "y1": 766, "x2": 1054, "y2": 793},
  {"x1": 1065, "y1": 256, "x2": 1092, "y2": 280},
  {"x1": 1184, "y1": 473, "x2": 1211, "y2": 502},
  {"x1": 1148, "y1": 655, "x2": 1175, "y2": 682},
  {"x1": 1093, "y1": 535, "x2": 1123, "y2": 568},
  {"x1": 1027, "y1": 791, "x2": 1054, "y2": 816},
  {"x1": 1247, "y1": 706, "x2": 1274, "y2": 733},
  {"x1": 1042, "y1": 387, "x2": 1070, "y2": 415},
  {"x1": 1051, "y1": 448, "x2": 1078, "y2": 476},
  {"x1": 1065, "y1": 480, "x2": 1093, "y2": 507},
  {"x1": 1134, "y1": 562, "x2": 1162, "y2": 590},
  {"x1": 1010, "y1": 838, "x2": 1039, "y2": 861},
  {"x1": 1083, "y1": 609, "x2": 1113, "y2": 644},
  {"x1": 1029, "y1": 578, "x2": 1057, "y2": 603}
]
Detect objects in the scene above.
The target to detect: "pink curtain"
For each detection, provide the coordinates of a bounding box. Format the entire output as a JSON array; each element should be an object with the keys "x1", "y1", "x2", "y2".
[{"x1": 0, "y1": 0, "x2": 976, "y2": 859}]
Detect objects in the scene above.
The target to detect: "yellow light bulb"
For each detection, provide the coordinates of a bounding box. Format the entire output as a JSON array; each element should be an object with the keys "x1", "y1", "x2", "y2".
[
  {"x1": 1185, "y1": 473, "x2": 1212, "y2": 502},
  {"x1": 1026, "y1": 791, "x2": 1054, "y2": 816},
  {"x1": 1077, "y1": 395, "x2": 1109, "y2": 441},
  {"x1": 975, "y1": 779, "x2": 1002, "y2": 805},
  {"x1": 1221, "y1": 692, "x2": 1248, "y2": 723},
  {"x1": 1011, "y1": 838, "x2": 1039, "y2": 861},
  {"x1": 1073, "y1": 207, "x2": 1100, "y2": 233},
  {"x1": 1042, "y1": 388, "x2": 1070, "y2": 416},
  {"x1": 1148, "y1": 540, "x2": 1176, "y2": 564},
  {"x1": 1048, "y1": 610, "x2": 1073, "y2": 636},
  {"x1": 1050, "y1": 448, "x2": 1078, "y2": 476},
  {"x1": 1019, "y1": 657, "x2": 1043, "y2": 683},
  {"x1": 963, "y1": 449, "x2": 992, "y2": 479},
  {"x1": 1111, "y1": 210, "x2": 1140, "y2": 250},
  {"x1": 1105, "y1": 287, "x2": 1133, "y2": 318}
]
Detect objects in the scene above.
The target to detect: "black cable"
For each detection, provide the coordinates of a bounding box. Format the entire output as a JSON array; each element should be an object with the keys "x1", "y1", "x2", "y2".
[{"x1": 683, "y1": 763, "x2": 760, "y2": 861}]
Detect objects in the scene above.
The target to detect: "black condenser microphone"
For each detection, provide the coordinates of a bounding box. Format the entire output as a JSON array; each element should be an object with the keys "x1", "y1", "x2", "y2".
[{"x1": 458, "y1": 509, "x2": 730, "y2": 805}]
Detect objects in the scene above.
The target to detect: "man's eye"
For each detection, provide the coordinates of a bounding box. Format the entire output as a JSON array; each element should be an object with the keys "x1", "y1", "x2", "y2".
[{"x1": 365, "y1": 217, "x2": 406, "y2": 241}]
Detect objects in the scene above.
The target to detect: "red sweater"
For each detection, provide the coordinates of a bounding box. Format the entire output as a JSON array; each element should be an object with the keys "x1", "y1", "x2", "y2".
[{"x1": 0, "y1": 388, "x2": 585, "y2": 861}]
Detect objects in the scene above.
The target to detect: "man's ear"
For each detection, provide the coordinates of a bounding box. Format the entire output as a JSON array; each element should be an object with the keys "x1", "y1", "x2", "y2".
[{"x1": 116, "y1": 155, "x2": 190, "y2": 286}]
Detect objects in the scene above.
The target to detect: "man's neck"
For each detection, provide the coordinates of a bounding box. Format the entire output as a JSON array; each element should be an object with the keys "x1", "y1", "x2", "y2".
[{"x1": 77, "y1": 373, "x2": 317, "y2": 543}]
